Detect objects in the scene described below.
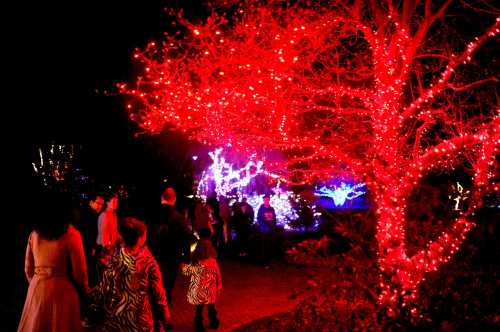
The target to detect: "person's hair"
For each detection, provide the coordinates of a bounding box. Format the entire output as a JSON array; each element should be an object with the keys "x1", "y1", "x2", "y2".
[
  {"x1": 33, "y1": 191, "x2": 75, "y2": 240},
  {"x1": 263, "y1": 194, "x2": 271, "y2": 199},
  {"x1": 87, "y1": 190, "x2": 104, "y2": 202},
  {"x1": 118, "y1": 217, "x2": 147, "y2": 247},
  {"x1": 192, "y1": 238, "x2": 217, "y2": 262},
  {"x1": 162, "y1": 187, "x2": 176, "y2": 202},
  {"x1": 198, "y1": 228, "x2": 212, "y2": 240},
  {"x1": 104, "y1": 192, "x2": 118, "y2": 203}
]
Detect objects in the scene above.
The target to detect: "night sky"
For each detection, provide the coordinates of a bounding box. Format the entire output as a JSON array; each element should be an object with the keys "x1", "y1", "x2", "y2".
[
  {"x1": 28, "y1": 0, "x2": 211, "y2": 191},
  {"x1": 31, "y1": 0, "x2": 166, "y2": 138},
  {"x1": 11, "y1": 4, "x2": 207, "y2": 328}
]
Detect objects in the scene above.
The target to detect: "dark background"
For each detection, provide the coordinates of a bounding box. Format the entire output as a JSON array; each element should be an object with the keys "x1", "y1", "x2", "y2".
[
  {"x1": 6, "y1": 1, "x2": 498, "y2": 330},
  {"x1": 26, "y1": 0, "x2": 211, "y2": 202},
  {"x1": 8, "y1": 1, "x2": 208, "y2": 330}
]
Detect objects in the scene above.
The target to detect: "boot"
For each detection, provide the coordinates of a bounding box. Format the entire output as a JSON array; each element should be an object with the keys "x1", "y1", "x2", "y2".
[
  {"x1": 195, "y1": 317, "x2": 205, "y2": 332},
  {"x1": 195, "y1": 305, "x2": 205, "y2": 332},
  {"x1": 208, "y1": 304, "x2": 220, "y2": 329}
]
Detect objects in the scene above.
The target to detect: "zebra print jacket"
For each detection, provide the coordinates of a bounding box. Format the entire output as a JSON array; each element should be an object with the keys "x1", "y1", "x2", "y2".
[
  {"x1": 182, "y1": 258, "x2": 222, "y2": 305},
  {"x1": 91, "y1": 246, "x2": 170, "y2": 332}
]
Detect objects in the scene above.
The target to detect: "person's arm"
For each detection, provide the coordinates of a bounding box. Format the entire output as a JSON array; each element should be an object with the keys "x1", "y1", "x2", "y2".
[
  {"x1": 101, "y1": 212, "x2": 111, "y2": 247},
  {"x1": 24, "y1": 232, "x2": 35, "y2": 282},
  {"x1": 148, "y1": 260, "x2": 171, "y2": 326},
  {"x1": 215, "y1": 261, "x2": 222, "y2": 293},
  {"x1": 176, "y1": 214, "x2": 193, "y2": 261},
  {"x1": 113, "y1": 214, "x2": 122, "y2": 247},
  {"x1": 257, "y1": 207, "x2": 263, "y2": 227},
  {"x1": 96, "y1": 213, "x2": 104, "y2": 245},
  {"x1": 68, "y1": 228, "x2": 89, "y2": 294}
]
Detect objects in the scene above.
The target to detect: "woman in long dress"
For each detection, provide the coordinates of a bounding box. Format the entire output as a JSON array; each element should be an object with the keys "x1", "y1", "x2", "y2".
[{"x1": 18, "y1": 192, "x2": 89, "y2": 332}]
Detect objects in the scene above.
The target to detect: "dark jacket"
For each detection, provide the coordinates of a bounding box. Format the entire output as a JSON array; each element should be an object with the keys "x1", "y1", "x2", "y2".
[
  {"x1": 257, "y1": 205, "x2": 277, "y2": 233},
  {"x1": 75, "y1": 205, "x2": 99, "y2": 258},
  {"x1": 232, "y1": 203, "x2": 254, "y2": 229},
  {"x1": 151, "y1": 204, "x2": 191, "y2": 263}
]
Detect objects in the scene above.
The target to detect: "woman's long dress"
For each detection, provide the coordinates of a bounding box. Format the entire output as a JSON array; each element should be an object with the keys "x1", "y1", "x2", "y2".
[{"x1": 17, "y1": 225, "x2": 88, "y2": 332}]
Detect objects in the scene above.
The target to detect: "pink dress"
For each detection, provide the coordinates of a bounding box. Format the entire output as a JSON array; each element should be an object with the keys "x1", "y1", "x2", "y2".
[{"x1": 17, "y1": 225, "x2": 88, "y2": 332}]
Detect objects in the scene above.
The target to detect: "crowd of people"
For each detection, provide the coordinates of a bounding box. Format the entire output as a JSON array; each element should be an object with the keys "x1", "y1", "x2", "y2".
[{"x1": 18, "y1": 186, "x2": 279, "y2": 332}]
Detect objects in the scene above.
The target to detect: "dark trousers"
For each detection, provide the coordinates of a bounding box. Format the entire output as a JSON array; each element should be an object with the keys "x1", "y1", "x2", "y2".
[
  {"x1": 258, "y1": 232, "x2": 275, "y2": 265},
  {"x1": 86, "y1": 249, "x2": 98, "y2": 288},
  {"x1": 159, "y1": 260, "x2": 179, "y2": 305},
  {"x1": 235, "y1": 225, "x2": 251, "y2": 254},
  {"x1": 195, "y1": 303, "x2": 219, "y2": 331},
  {"x1": 211, "y1": 223, "x2": 224, "y2": 253},
  {"x1": 94, "y1": 245, "x2": 105, "y2": 281}
]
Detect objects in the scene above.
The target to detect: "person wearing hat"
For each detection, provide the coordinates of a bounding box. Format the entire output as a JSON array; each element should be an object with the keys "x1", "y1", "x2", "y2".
[
  {"x1": 257, "y1": 194, "x2": 277, "y2": 266},
  {"x1": 257, "y1": 194, "x2": 276, "y2": 233}
]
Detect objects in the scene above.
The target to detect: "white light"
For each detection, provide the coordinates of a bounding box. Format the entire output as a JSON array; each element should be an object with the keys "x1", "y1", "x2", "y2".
[{"x1": 315, "y1": 182, "x2": 366, "y2": 207}]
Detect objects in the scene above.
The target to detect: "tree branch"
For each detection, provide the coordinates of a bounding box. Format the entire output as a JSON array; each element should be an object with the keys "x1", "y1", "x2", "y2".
[
  {"x1": 447, "y1": 77, "x2": 499, "y2": 92},
  {"x1": 401, "y1": 17, "x2": 500, "y2": 121}
]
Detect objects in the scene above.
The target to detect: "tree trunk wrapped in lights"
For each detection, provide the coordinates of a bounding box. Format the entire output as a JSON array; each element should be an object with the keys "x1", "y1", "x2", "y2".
[{"x1": 120, "y1": 0, "x2": 499, "y2": 309}]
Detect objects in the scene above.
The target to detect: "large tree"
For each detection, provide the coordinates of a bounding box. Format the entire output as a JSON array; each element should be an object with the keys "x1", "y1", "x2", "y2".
[{"x1": 121, "y1": 0, "x2": 499, "y2": 307}]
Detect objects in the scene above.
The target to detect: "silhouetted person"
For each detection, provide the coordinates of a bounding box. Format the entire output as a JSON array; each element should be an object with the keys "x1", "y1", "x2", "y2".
[
  {"x1": 207, "y1": 192, "x2": 223, "y2": 252},
  {"x1": 75, "y1": 192, "x2": 104, "y2": 287},
  {"x1": 232, "y1": 197, "x2": 254, "y2": 257},
  {"x1": 151, "y1": 187, "x2": 191, "y2": 306},
  {"x1": 96, "y1": 194, "x2": 119, "y2": 278},
  {"x1": 219, "y1": 197, "x2": 231, "y2": 245},
  {"x1": 257, "y1": 194, "x2": 276, "y2": 266}
]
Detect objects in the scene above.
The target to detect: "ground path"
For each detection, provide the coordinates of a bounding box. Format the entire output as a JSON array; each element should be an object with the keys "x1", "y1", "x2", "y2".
[
  {"x1": 3, "y1": 259, "x2": 318, "y2": 332},
  {"x1": 169, "y1": 259, "x2": 312, "y2": 332}
]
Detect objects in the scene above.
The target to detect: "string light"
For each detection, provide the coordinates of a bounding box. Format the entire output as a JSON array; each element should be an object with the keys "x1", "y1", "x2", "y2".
[
  {"x1": 121, "y1": 1, "x2": 500, "y2": 308},
  {"x1": 315, "y1": 182, "x2": 366, "y2": 207},
  {"x1": 196, "y1": 148, "x2": 298, "y2": 227}
]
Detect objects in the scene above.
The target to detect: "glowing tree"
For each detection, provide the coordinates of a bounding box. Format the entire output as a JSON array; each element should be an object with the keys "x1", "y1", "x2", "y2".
[
  {"x1": 121, "y1": 0, "x2": 499, "y2": 307},
  {"x1": 197, "y1": 148, "x2": 299, "y2": 228}
]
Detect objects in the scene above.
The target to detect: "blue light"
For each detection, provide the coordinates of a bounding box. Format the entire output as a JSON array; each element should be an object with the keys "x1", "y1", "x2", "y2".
[{"x1": 315, "y1": 182, "x2": 367, "y2": 209}]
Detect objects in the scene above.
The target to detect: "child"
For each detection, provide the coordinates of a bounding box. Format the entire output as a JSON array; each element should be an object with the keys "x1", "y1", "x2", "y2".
[
  {"x1": 182, "y1": 228, "x2": 222, "y2": 332},
  {"x1": 89, "y1": 217, "x2": 171, "y2": 331}
]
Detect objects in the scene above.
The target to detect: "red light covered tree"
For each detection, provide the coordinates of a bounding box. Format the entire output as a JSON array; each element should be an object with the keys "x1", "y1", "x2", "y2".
[{"x1": 120, "y1": 0, "x2": 499, "y2": 306}]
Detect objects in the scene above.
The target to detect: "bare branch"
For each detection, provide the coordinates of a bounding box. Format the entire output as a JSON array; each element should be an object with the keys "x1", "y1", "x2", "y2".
[{"x1": 447, "y1": 77, "x2": 499, "y2": 92}]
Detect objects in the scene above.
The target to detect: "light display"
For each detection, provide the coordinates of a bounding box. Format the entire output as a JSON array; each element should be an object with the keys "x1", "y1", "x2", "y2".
[
  {"x1": 245, "y1": 183, "x2": 299, "y2": 229},
  {"x1": 315, "y1": 182, "x2": 366, "y2": 207},
  {"x1": 197, "y1": 148, "x2": 298, "y2": 227},
  {"x1": 449, "y1": 182, "x2": 470, "y2": 211},
  {"x1": 196, "y1": 148, "x2": 265, "y2": 200},
  {"x1": 32, "y1": 144, "x2": 76, "y2": 184},
  {"x1": 121, "y1": 0, "x2": 500, "y2": 308},
  {"x1": 31, "y1": 144, "x2": 95, "y2": 203}
]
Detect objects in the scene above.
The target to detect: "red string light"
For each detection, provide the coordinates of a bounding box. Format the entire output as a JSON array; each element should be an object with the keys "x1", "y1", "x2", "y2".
[{"x1": 120, "y1": 1, "x2": 500, "y2": 307}]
